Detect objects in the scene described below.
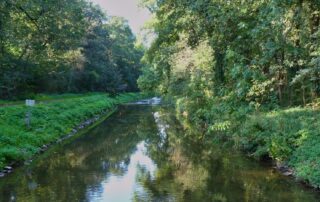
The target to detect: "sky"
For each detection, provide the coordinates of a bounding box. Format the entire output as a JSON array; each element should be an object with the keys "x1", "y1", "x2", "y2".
[{"x1": 90, "y1": 0, "x2": 151, "y2": 35}]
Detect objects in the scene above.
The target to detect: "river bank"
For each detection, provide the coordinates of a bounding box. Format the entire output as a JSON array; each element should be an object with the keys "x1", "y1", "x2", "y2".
[
  {"x1": 238, "y1": 106, "x2": 320, "y2": 188},
  {"x1": 0, "y1": 93, "x2": 148, "y2": 174},
  {"x1": 172, "y1": 96, "x2": 320, "y2": 189}
]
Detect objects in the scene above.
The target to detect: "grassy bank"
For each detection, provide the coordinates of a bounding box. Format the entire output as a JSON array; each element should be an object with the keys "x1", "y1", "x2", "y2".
[{"x1": 0, "y1": 93, "x2": 147, "y2": 170}]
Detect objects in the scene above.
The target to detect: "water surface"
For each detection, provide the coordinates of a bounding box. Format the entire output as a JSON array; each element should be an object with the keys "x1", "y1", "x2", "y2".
[{"x1": 0, "y1": 105, "x2": 319, "y2": 202}]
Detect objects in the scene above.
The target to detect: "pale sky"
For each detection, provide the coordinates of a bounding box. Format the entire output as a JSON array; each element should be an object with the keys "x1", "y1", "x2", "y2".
[{"x1": 90, "y1": 0, "x2": 151, "y2": 35}]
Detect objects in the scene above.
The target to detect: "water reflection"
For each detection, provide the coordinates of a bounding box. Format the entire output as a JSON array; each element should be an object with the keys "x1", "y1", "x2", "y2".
[
  {"x1": 87, "y1": 142, "x2": 156, "y2": 201},
  {"x1": 0, "y1": 106, "x2": 319, "y2": 202}
]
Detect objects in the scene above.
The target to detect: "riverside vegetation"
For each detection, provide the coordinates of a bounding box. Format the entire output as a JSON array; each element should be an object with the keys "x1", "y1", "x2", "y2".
[{"x1": 138, "y1": 0, "x2": 320, "y2": 188}]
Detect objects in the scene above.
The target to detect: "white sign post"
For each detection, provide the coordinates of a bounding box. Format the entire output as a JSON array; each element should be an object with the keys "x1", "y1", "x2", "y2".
[
  {"x1": 25, "y1": 99, "x2": 35, "y2": 128},
  {"x1": 25, "y1": 99, "x2": 35, "y2": 107}
]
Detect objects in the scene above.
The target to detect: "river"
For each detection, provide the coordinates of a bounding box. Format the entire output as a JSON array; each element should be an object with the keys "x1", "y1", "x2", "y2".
[{"x1": 0, "y1": 105, "x2": 319, "y2": 201}]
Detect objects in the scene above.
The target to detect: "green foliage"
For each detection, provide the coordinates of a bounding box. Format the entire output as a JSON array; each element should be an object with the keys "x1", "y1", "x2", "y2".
[
  {"x1": 208, "y1": 121, "x2": 231, "y2": 132},
  {"x1": 0, "y1": 92, "x2": 146, "y2": 169},
  {"x1": 140, "y1": 0, "x2": 320, "y2": 106}
]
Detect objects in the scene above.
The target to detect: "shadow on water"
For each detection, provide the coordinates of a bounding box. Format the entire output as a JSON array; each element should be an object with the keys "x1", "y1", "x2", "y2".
[{"x1": 0, "y1": 105, "x2": 319, "y2": 201}]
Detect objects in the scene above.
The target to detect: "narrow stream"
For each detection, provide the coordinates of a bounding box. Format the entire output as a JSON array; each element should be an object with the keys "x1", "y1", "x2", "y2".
[{"x1": 0, "y1": 105, "x2": 319, "y2": 201}]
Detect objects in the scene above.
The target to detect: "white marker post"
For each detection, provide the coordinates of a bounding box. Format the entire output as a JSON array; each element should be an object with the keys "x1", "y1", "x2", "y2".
[{"x1": 25, "y1": 99, "x2": 35, "y2": 128}]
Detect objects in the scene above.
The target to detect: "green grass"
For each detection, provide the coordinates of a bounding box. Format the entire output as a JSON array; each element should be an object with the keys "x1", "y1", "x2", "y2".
[
  {"x1": 0, "y1": 92, "x2": 147, "y2": 169},
  {"x1": 0, "y1": 100, "x2": 22, "y2": 106}
]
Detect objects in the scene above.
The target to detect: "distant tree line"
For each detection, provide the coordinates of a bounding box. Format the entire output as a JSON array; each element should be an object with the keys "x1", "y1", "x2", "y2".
[{"x1": 0, "y1": 0, "x2": 144, "y2": 99}]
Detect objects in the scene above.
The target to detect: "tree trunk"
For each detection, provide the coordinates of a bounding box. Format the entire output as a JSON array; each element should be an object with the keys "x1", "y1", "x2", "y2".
[
  {"x1": 310, "y1": 2, "x2": 320, "y2": 97},
  {"x1": 302, "y1": 86, "x2": 306, "y2": 106},
  {"x1": 214, "y1": 50, "x2": 225, "y2": 85}
]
